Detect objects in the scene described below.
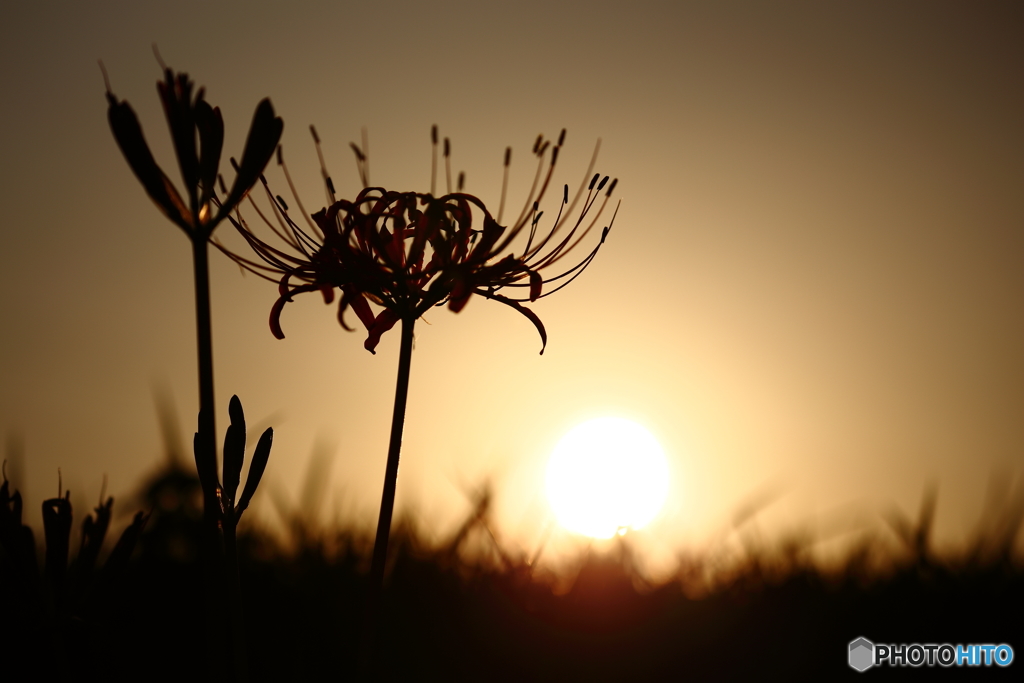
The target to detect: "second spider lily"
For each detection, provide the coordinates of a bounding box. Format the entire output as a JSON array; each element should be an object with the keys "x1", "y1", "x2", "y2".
[
  {"x1": 217, "y1": 126, "x2": 619, "y2": 672},
  {"x1": 105, "y1": 65, "x2": 282, "y2": 512},
  {"x1": 105, "y1": 63, "x2": 282, "y2": 681}
]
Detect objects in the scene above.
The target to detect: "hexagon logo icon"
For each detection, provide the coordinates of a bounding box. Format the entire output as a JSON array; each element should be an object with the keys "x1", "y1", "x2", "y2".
[{"x1": 849, "y1": 637, "x2": 874, "y2": 672}]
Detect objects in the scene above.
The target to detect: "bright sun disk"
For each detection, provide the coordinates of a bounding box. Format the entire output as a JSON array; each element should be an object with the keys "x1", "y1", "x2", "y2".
[{"x1": 545, "y1": 417, "x2": 669, "y2": 539}]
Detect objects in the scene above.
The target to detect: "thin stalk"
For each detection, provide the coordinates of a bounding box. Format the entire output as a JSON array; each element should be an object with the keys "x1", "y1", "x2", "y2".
[
  {"x1": 191, "y1": 237, "x2": 219, "y2": 517},
  {"x1": 362, "y1": 315, "x2": 416, "y2": 669},
  {"x1": 192, "y1": 236, "x2": 248, "y2": 682}
]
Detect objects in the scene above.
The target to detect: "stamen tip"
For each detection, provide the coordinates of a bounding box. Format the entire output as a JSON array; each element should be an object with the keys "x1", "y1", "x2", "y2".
[
  {"x1": 152, "y1": 43, "x2": 168, "y2": 72},
  {"x1": 98, "y1": 60, "x2": 113, "y2": 95}
]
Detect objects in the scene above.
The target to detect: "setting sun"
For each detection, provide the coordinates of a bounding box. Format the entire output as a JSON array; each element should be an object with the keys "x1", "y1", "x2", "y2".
[{"x1": 545, "y1": 417, "x2": 670, "y2": 539}]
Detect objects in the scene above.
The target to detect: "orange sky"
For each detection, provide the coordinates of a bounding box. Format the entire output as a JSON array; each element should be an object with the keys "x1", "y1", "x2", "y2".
[{"x1": 1, "y1": 1, "x2": 1022, "y2": 574}]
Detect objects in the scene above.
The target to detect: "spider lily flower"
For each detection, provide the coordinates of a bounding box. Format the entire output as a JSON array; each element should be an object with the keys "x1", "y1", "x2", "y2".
[
  {"x1": 219, "y1": 127, "x2": 619, "y2": 354},
  {"x1": 104, "y1": 63, "x2": 282, "y2": 517},
  {"x1": 105, "y1": 66, "x2": 283, "y2": 239}
]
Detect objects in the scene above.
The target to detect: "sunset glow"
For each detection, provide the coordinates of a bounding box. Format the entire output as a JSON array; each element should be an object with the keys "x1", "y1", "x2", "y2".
[{"x1": 546, "y1": 417, "x2": 669, "y2": 539}]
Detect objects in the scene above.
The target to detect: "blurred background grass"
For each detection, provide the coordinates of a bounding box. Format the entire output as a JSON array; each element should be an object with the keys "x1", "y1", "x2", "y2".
[{"x1": 3, "y1": 428, "x2": 1020, "y2": 681}]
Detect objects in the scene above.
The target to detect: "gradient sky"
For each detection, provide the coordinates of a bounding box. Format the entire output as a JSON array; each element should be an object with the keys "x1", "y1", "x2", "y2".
[{"x1": 2, "y1": 1, "x2": 1021, "y2": 574}]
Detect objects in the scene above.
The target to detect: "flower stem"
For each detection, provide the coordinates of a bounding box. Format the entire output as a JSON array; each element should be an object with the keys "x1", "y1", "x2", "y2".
[
  {"x1": 192, "y1": 237, "x2": 248, "y2": 682},
  {"x1": 363, "y1": 315, "x2": 416, "y2": 665},
  {"x1": 191, "y1": 237, "x2": 219, "y2": 516}
]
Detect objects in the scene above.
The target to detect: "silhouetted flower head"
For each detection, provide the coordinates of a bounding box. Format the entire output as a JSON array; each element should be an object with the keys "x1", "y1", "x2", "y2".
[
  {"x1": 220, "y1": 127, "x2": 619, "y2": 354},
  {"x1": 105, "y1": 65, "x2": 283, "y2": 240}
]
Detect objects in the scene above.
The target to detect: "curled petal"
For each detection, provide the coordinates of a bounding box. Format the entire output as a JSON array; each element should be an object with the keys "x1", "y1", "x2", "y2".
[
  {"x1": 344, "y1": 285, "x2": 377, "y2": 330},
  {"x1": 447, "y1": 273, "x2": 472, "y2": 313},
  {"x1": 528, "y1": 269, "x2": 543, "y2": 302},
  {"x1": 483, "y1": 292, "x2": 548, "y2": 355},
  {"x1": 269, "y1": 295, "x2": 288, "y2": 339},
  {"x1": 269, "y1": 282, "x2": 319, "y2": 339},
  {"x1": 336, "y1": 294, "x2": 355, "y2": 331},
  {"x1": 449, "y1": 289, "x2": 472, "y2": 313},
  {"x1": 364, "y1": 309, "x2": 401, "y2": 354}
]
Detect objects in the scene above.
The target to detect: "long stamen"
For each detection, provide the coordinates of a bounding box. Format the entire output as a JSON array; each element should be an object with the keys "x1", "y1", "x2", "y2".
[
  {"x1": 551, "y1": 138, "x2": 600, "y2": 235},
  {"x1": 521, "y1": 139, "x2": 600, "y2": 262},
  {"x1": 524, "y1": 184, "x2": 567, "y2": 257},
  {"x1": 490, "y1": 136, "x2": 560, "y2": 259},
  {"x1": 528, "y1": 175, "x2": 600, "y2": 267},
  {"x1": 350, "y1": 142, "x2": 368, "y2": 189},
  {"x1": 258, "y1": 175, "x2": 319, "y2": 256},
  {"x1": 533, "y1": 201, "x2": 618, "y2": 299},
  {"x1": 508, "y1": 135, "x2": 548, "y2": 231},
  {"x1": 444, "y1": 138, "x2": 452, "y2": 195},
  {"x1": 536, "y1": 178, "x2": 616, "y2": 269},
  {"x1": 277, "y1": 147, "x2": 324, "y2": 241},
  {"x1": 252, "y1": 178, "x2": 303, "y2": 251},
  {"x1": 497, "y1": 146, "x2": 511, "y2": 224},
  {"x1": 500, "y1": 203, "x2": 615, "y2": 302},
  {"x1": 211, "y1": 238, "x2": 290, "y2": 282},
  {"x1": 311, "y1": 125, "x2": 336, "y2": 205},
  {"x1": 430, "y1": 125, "x2": 438, "y2": 197},
  {"x1": 226, "y1": 205, "x2": 312, "y2": 271}
]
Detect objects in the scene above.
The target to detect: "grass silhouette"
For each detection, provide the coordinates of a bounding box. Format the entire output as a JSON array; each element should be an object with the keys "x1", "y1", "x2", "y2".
[{"x1": 2, "y1": 449, "x2": 1020, "y2": 681}]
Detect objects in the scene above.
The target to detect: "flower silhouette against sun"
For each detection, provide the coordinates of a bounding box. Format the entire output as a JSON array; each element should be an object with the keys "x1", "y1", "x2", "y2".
[
  {"x1": 218, "y1": 127, "x2": 618, "y2": 354},
  {"x1": 215, "y1": 127, "x2": 619, "y2": 667}
]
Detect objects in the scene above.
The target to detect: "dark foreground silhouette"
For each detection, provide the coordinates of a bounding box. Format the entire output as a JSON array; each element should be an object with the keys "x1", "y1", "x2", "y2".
[{"x1": 2, "y1": 461, "x2": 1020, "y2": 682}]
